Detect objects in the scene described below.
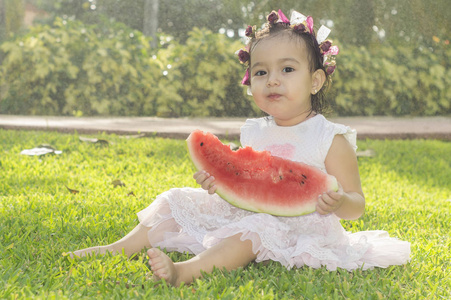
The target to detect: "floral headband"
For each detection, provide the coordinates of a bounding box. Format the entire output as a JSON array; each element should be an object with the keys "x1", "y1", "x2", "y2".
[{"x1": 237, "y1": 9, "x2": 339, "y2": 86}]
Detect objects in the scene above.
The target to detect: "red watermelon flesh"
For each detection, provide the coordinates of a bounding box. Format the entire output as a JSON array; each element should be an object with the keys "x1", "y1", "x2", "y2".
[{"x1": 186, "y1": 130, "x2": 338, "y2": 217}]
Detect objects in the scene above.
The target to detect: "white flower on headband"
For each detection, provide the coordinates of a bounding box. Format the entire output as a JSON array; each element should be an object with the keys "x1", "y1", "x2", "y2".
[{"x1": 288, "y1": 11, "x2": 331, "y2": 44}]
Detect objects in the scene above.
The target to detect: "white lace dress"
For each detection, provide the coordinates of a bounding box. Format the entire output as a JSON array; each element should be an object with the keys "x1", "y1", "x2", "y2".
[{"x1": 137, "y1": 115, "x2": 411, "y2": 271}]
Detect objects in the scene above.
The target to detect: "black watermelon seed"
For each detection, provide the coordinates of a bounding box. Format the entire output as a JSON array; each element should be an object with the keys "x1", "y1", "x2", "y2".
[
  {"x1": 200, "y1": 142, "x2": 204, "y2": 146},
  {"x1": 302, "y1": 174, "x2": 307, "y2": 179},
  {"x1": 279, "y1": 176, "x2": 283, "y2": 180}
]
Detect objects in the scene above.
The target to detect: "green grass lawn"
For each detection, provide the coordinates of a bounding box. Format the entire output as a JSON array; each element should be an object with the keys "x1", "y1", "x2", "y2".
[{"x1": 1, "y1": 129, "x2": 450, "y2": 299}]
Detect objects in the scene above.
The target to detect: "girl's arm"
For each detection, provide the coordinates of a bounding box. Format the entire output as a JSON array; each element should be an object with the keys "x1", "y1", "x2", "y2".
[{"x1": 318, "y1": 134, "x2": 365, "y2": 220}]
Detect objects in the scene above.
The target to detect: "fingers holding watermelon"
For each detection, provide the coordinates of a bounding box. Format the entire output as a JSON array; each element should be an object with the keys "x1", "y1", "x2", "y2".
[
  {"x1": 316, "y1": 183, "x2": 345, "y2": 215},
  {"x1": 193, "y1": 170, "x2": 217, "y2": 195}
]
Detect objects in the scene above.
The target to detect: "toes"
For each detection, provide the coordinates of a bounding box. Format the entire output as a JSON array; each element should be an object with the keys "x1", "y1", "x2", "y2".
[
  {"x1": 149, "y1": 261, "x2": 165, "y2": 271},
  {"x1": 147, "y1": 248, "x2": 178, "y2": 285},
  {"x1": 147, "y1": 248, "x2": 166, "y2": 270},
  {"x1": 147, "y1": 248, "x2": 158, "y2": 258},
  {"x1": 155, "y1": 270, "x2": 168, "y2": 279}
]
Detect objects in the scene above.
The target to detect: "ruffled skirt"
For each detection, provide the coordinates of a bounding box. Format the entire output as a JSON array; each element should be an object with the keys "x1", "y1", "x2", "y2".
[{"x1": 137, "y1": 188, "x2": 410, "y2": 271}]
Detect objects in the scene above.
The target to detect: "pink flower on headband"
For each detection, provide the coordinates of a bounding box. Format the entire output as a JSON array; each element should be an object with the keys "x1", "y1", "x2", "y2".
[
  {"x1": 323, "y1": 45, "x2": 339, "y2": 56},
  {"x1": 320, "y1": 41, "x2": 332, "y2": 53},
  {"x1": 241, "y1": 68, "x2": 250, "y2": 85},
  {"x1": 237, "y1": 49, "x2": 250, "y2": 64},
  {"x1": 324, "y1": 61, "x2": 337, "y2": 75},
  {"x1": 326, "y1": 64, "x2": 336, "y2": 75},
  {"x1": 306, "y1": 16, "x2": 314, "y2": 34},
  {"x1": 267, "y1": 11, "x2": 279, "y2": 24},
  {"x1": 277, "y1": 9, "x2": 290, "y2": 24},
  {"x1": 293, "y1": 23, "x2": 306, "y2": 33},
  {"x1": 245, "y1": 25, "x2": 253, "y2": 37}
]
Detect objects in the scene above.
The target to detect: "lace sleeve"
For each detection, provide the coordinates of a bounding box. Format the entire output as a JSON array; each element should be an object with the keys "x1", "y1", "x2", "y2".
[{"x1": 320, "y1": 121, "x2": 357, "y2": 159}]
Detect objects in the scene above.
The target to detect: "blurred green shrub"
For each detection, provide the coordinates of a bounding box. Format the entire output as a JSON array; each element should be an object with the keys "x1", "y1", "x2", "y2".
[
  {"x1": 155, "y1": 28, "x2": 257, "y2": 117},
  {"x1": 0, "y1": 18, "x2": 257, "y2": 117},
  {"x1": 330, "y1": 41, "x2": 450, "y2": 116},
  {"x1": 0, "y1": 18, "x2": 167, "y2": 116},
  {"x1": 0, "y1": 18, "x2": 449, "y2": 117}
]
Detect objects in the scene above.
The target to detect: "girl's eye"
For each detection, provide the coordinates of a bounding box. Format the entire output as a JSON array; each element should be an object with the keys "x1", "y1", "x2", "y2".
[
  {"x1": 283, "y1": 67, "x2": 295, "y2": 73},
  {"x1": 254, "y1": 70, "x2": 267, "y2": 76}
]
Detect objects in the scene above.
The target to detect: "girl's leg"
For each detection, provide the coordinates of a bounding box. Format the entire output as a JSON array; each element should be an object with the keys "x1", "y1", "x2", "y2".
[
  {"x1": 148, "y1": 234, "x2": 258, "y2": 286},
  {"x1": 70, "y1": 223, "x2": 151, "y2": 258}
]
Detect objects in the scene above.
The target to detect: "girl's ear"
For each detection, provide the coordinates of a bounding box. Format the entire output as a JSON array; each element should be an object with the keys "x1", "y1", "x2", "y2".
[{"x1": 311, "y1": 69, "x2": 326, "y2": 94}]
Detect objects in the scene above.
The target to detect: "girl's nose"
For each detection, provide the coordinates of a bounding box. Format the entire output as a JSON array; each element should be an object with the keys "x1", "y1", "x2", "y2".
[{"x1": 266, "y1": 74, "x2": 280, "y2": 87}]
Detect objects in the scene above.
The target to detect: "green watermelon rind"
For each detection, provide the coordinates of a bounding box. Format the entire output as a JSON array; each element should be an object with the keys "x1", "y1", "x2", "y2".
[
  {"x1": 214, "y1": 175, "x2": 338, "y2": 217},
  {"x1": 216, "y1": 190, "x2": 317, "y2": 217}
]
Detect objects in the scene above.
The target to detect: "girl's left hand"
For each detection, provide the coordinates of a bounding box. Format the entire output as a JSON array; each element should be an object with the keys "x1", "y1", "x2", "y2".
[
  {"x1": 316, "y1": 183, "x2": 345, "y2": 215},
  {"x1": 193, "y1": 170, "x2": 217, "y2": 195}
]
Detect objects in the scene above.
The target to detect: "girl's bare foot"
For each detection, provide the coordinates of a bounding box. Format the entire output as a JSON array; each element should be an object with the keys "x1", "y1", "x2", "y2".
[
  {"x1": 68, "y1": 245, "x2": 114, "y2": 258},
  {"x1": 147, "y1": 248, "x2": 180, "y2": 286}
]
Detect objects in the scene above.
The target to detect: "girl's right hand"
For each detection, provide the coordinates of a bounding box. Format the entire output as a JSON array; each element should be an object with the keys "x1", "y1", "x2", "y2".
[{"x1": 193, "y1": 170, "x2": 217, "y2": 194}]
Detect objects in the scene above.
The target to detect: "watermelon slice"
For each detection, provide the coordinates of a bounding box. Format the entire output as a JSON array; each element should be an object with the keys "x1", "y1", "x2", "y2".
[{"x1": 186, "y1": 130, "x2": 338, "y2": 217}]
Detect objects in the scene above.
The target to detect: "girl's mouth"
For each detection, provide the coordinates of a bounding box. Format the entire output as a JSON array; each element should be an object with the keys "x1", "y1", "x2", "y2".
[{"x1": 268, "y1": 93, "x2": 282, "y2": 100}]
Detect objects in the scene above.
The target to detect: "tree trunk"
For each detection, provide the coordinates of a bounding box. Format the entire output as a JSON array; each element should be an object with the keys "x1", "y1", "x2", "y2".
[
  {"x1": 143, "y1": 0, "x2": 159, "y2": 48},
  {"x1": 0, "y1": 0, "x2": 5, "y2": 42}
]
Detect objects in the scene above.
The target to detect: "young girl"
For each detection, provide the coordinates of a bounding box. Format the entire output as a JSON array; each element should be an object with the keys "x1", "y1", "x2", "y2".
[{"x1": 71, "y1": 9, "x2": 410, "y2": 286}]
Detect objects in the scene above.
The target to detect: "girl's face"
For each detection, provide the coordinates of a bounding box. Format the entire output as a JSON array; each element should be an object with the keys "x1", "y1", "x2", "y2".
[{"x1": 249, "y1": 33, "x2": 323, "y2": 126}]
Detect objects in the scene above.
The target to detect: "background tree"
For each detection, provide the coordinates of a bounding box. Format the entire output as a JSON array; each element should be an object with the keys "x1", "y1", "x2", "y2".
[
  {"x1": 28, "y1": 0, "x2": 451, "y2": 48},
  {"x1": 0, "y1": 0, "x2": 25, "y2": 42},
  {"x1": 143, "y1": 0, "x2": 158, "y2": 47},
  {"x1": 0, "y1": 0, "x2": 5, "y2": 41}
]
